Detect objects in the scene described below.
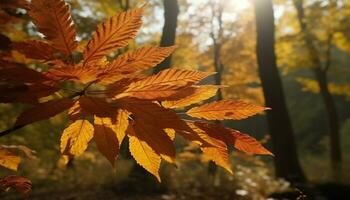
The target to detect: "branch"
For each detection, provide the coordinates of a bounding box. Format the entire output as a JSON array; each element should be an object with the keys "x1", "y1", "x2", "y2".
[{"x1": 0, "y1": 90, "x2": 86, "y2": 138}]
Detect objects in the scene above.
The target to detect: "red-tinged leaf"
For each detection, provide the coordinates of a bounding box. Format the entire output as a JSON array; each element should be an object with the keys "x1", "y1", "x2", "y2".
[
  {"x1": 94, "y1": 116, "x2": 119, "y2": 165},
  {"x1": 83, "y1": 7, "x2": 144, "y2": 66},
  {"x1": 0, "y1": 60, "x2": 50, "y2": 83},
  {"x1": 97, "y1": 46, "x2": 176, "y2": 84},
  {"x1": 78, "y1": 97, "x2": 116, "y2": 118},
  {"x1": 0, "y1": 175, "x2": 32, "y2": 194},
  {"x1": 44, "y1": 65, "x2": 98, "y2": 84},
  {"x1": 186, "y1": 100, "x2": 268, "y2": 120},
  {"x1": 0, "y1": 83, "x2": 58, "y2": 104},
  {"x1": 192, "y1": 122, "x2": 273, "y2": 155},
  {"x1": 13, "y1": 40, "x2": 56, "y2": 60},
  {"x1": 15, "y1": 98, "x2": 74, "y2": 126},
  {"x1": 114, "y1": 69, "x2": 215, "y2": 100},
  {"x1": 29, "y1": 0, "x2": 77, "y2": 55}
]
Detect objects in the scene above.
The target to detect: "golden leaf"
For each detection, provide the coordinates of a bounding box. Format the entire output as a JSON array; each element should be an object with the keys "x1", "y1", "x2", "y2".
[
  {"x1": 0, "y1": 148, "x2": 21, "y2": 171},
  {"x1": 186, "y1": 100, "x2": 267, "y2": 120},
  {"x1": 128, "y1": 127, "x2": 161, "y2": 181},
  {"x1": 83, "y1": 7, "x2": 144, "y2": 66},
  {"x1": 60, "y1": 120, "x2": 94, "y2": 156},
  {"x1": 29, "y1": 0, "x2": 77, "y2": 55},
  {"x1": 15, "y1": 98, "x2": 74, "y2": 126},
  {"x1": 201, "y1": 146, "x2": 232, "y2": 174},
  {"x1": 162, "y1": 85, "x2": 220, "y2": 108}
]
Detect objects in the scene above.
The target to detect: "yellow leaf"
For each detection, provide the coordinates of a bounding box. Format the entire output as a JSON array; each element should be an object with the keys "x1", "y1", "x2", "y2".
[
  {"x1": 29, "y1": 0, "x2": 77, "y2": 55},
  {"x1": 115, "y1": 69, "x2": 215, "y2": 100},
  {"x1": 162, "y1": 85, "x2": 220, "y2": 108},
  {"x1": 94, "y1": 116, "x2": 119, "y2": 165},
  {"x1": 83, "y1": 7, "x2": 144, "y2": 66},
  {"x1": 60, "y1": 120, "x2": 94, "y2": 156},
  {"x1": 128, "y1": 127, "x2": 161, "y2": 181},
  {"x1": 115, "y1": 109, "x2": 130, "y2": 145},
  {"x1": 0, "y1": 148, "x2": 21, "y2": 171},
  {"x1": 186, "y1": 100, "x2": 267, "y2": 120},
  {"x1": 201, "y1": 145, "x2": 232, "y2": 174}
]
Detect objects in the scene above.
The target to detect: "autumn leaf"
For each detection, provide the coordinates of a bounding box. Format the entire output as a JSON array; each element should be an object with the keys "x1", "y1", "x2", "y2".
[
  {"x1": 0, "y1": 175, "x2": 32, "y2": 194},
  {"x1": 14, "y1": 40, "x2": 55, "y2": 60},
  {"x1": 115, "y1": 109, "x2": 130, "y2": 145},
  {"x1": 0, "y1": 148, "x2": 21, "y2": 171},
  {"x1": 15, "y1": 98, "x2": 74, "y2": 126},
  {"x1": 128, "y1": 127, "x2": 161, "y2": 181},
  {"x1": 97, "y1": 46, "x2": 176, "y2": 84},
  {"x1": 114, "y1": 69, "x2": 215, "y2": 100},
  {"x1": 186, "y1": 100, "x2": 268, "y2": 120},
  {"x1": 29, "y1": 0, "x2": 77, "y2": 56},
  {"x1": 83, "y1": 7, "x2": 144, "y2": 66},
  {"x1": 93, "y1": 116, "x2": 119, "y2": 165},
  {"x1": 202, "y1": 146, "x2": 232, "y2": 174},
  {"x1": 0, "y1": 60, "x2": 50, "y2": 83},
  {"x1": 192, "y1": 122, "x2": 272, "y2": 155},
  {"x1": 162, "y1": 85, "x2": 220, "y2": 108},
  {"x1": 60, "y1": 119, "x2": 94, "y2": 156}
]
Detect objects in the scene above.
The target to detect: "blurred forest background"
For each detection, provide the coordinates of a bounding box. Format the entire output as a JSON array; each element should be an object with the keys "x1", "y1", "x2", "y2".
[{"x1": 1, "y1": 0, "x2": 350, "y2": 199}]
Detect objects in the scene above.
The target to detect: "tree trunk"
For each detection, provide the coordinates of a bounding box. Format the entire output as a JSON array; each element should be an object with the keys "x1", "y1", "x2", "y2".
[
  {"x1": 153, "y1": 0, "x2": 179, "y2": 73},
  {"x1": 253, "y1": 0, "x2": 306, "y2": 183},
  {"x1": 293, "y1": 0, "x2": 342, "y2": 172}
]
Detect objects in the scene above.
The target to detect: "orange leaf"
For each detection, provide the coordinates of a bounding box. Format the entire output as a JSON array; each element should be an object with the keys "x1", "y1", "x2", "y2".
[
  {"x1": 162, "y1": 85, "x2": 220, "y2": 108},
  {"x1": 114, "y1": 69, "x2": 215, "y2": 100},
  {"x1": 83, "y1": 7, "x2": 144, "y2": 66},
  {"x1": 94, "y1": 116, "x2": 119, "y2": 165},
  {"x1": 60, "y1": 119, "x2": 94, "y2": 156},
  {"x1": 97, "y1": 46, "x2": 176, "y2": 84},
  {"x1": 186, "y1": 100, "x2": 267, "y2": 120},
  {"x1": 29, "y1": 0, "x2": 77, "y2": 55},
  {"x1": 15, "y1": 98, "x2": 74, "y2": 126}
]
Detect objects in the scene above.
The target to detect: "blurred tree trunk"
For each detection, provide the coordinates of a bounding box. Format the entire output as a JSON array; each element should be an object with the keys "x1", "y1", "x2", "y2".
[
  {"x1": 207, "y1": 3, "x2": 225, "y2": 178},
  {"x1": 253, "y1": 0, "x2": 306, "y2": 183},
  {"x1": 153, "y1": 0, "x2": 179, "y2": 73},
  {"x1": 293, "y1": 0, "x2": 342, "y2": 173}
]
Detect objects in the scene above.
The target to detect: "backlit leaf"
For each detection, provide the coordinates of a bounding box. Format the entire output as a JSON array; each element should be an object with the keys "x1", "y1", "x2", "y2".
[
  {"x1": 83, "y1": 7, "x2": 144, "y2": 66},
  {"x1": 115, "y1": 69, "x2": 215, "y2": 100},
  {"x1": 162, "y1": 85, "x2": 220, "y2": 108},
  {"x1": 98, "y1": 46, "x2": 176, "y2": 84},
  {"x1": 0, "y1": 148, "x2": 21, "y2": 171},
  {"x1": 128, "y1": 127, "x2": 161, "y2": 181},
  {"x1": 29, "y1": 0, "x2": 77, "y2": 55},
  {"x1": 186, "y1": 100, "x2": 267, "y2": 120},
  {"x1": 60, "y1": 119, "x2": 94, "y2": 156},
  {"x1": 94, "y1": 116, "x2": 119, "y2": 165}
]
